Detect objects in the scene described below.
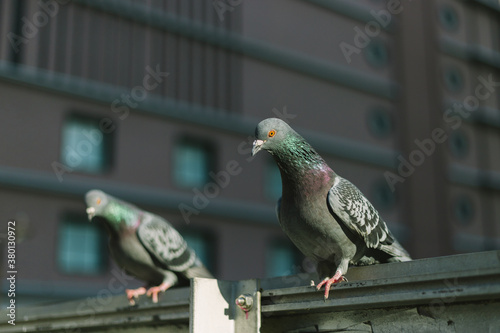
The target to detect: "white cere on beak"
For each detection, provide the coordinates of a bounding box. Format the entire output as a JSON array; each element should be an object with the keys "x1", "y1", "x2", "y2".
[{"x1": 86, "y1": 207, "x2": 96, "y2": 220}]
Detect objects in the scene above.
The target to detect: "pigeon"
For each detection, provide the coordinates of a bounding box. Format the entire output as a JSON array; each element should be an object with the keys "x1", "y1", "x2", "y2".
[
  {"x1": 252, "y1": 118, "x2": 411, "y2": 300},
  {"x1": 85, "y1": 189, "x2": 213, "y2": 304}
]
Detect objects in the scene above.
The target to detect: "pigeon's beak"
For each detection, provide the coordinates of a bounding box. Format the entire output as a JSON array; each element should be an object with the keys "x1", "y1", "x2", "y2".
[
  {"x1": 252, "y1": 139, "x2": 265, "y2": 156},
  {"x1": 86, "y1": 207, "x2": 96, "y2": 221}
]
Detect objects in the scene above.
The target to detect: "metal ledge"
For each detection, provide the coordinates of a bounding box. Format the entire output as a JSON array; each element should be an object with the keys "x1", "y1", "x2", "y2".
[
  {"x1": 0, "y1": 287, "x2": 190, "y2": 333},
  {"x1": 2, "y1": 251, "x2": 499, "y2": 332},
  {"x1": 261, "y1": 250, "x2": 500, "y2": 315}
]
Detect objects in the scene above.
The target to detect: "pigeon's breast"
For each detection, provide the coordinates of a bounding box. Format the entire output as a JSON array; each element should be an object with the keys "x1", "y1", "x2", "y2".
[
  {"x1": 109, "y1": 233, "x2": 165, "y2": 284},
  {"x1": 279, "y1": 190, "x2": 356, "y2": 262}
]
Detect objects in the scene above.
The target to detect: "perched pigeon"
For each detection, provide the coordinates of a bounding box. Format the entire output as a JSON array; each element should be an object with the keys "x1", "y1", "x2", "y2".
[
  {"x1": 252, "y1": 118, "x2": 411, "y2": 299},
  {"x1": 85, "y1": 189, "x2": 213, "y2": 304}
]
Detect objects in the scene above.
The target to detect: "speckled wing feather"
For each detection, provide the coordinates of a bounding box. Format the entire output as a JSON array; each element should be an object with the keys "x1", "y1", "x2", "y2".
[
  {"x1": 137, "y1": 213, "x2": 196, "y2": 272},
  {"x1": 327, "y1": 176, "x2": 394, "y2": 250}
]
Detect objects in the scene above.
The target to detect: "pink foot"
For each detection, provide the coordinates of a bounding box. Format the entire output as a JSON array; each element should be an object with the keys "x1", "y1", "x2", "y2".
[
  {"x1": 146, "y1": 282, "x2": 171, "y2": 303},
  {"x1": 315, "y1": 271, "x2": 346, "y2": 300},
  {"x1": 125, "y1": 287, "x2": 146, "y2": 305}
]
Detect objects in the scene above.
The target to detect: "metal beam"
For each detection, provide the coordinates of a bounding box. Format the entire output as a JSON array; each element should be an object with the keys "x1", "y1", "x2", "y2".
[
  {"x1": 190, "y1": 278, "x2": 261, "y2": 333},
  {"x1": 0, "y1": 287, "x2": 191, "y2": 333},
  {"x1": 261, "y1": 250, "x2": 500, "y2": 315},
  {"x1": 3, "y1": 251, "x2": 500, "y2": 332}
]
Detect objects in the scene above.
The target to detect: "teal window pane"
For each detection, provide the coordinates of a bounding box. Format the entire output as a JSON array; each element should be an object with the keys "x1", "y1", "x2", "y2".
[
  {"x1": 367, "y1": 108, "x2": 393, "y2": 138},
  {"x1": 266, "y1": 241, "x2": 300, "y2": 278},
  {"x1": 364, "y1": 39, "x2": 389, "y2": 68},
  {"x1": 173, "y1": 141, "x2": 211, "y2": 188},
  {"x1": 443, "y1": 66, "x2": 464, "y2": 92},
  {"x1": 265, "y1": 162, "x2": 282, "y2": 201},
  {"x1": 453, "y1": 195, "x2": 475, "y2": 226},
  {"x1": 438, "y1": 5, "x2": 459, "y2": 31},
  {"x1": 183, "y1": 232, "x2": 214, "y2": 272},
  {"x1": 58, "y1": 215, "x2": 107, "y2": 275},
  {"x1": 449, "y1": 130, "x2": 469, "y2": 159},
  {"x1": 61, "y1": 116, "x2": 110, "y2": 173},
  {"x1": 371, "y1": 179, "x2": 396, "y2": 212}
]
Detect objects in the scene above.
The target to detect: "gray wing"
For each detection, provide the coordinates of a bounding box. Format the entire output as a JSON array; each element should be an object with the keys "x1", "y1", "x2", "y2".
[
  {"x1": 327, "y1": 176, "x2": 395, "y2": 250},
  {"x1": 137, "y1": 213, "x2": 196, "y2": 272}
]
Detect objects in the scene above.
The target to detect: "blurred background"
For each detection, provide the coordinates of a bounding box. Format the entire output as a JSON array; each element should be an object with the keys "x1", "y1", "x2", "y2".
[{"x1": 0, "y1": 0, "x2": 499, "y2": 306}]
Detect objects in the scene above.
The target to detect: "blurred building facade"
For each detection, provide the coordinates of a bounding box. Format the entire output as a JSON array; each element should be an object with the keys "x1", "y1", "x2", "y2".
[{"x1": 0, "y1": 0, "x2": 499, "y2": 305}]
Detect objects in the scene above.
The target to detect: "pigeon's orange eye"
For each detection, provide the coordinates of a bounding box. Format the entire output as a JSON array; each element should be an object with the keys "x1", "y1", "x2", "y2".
[
  {"x1": 96, "y1": 198, "x2": 101, "y2": 205},
  {"x1": 268, "y1": 130, "x2": 276, "y2": 138}
]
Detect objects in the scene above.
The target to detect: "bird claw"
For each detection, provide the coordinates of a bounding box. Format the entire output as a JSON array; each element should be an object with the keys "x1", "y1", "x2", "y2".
[
  {"x1": 310, "y1": 280, "x2": 316, "y2": 287},
  {"x1": 314, "y1": 271, "x2": 345, "y2": 300},
  {"x1": 126, "y1": 287, "x2": 147, "y2": 305},
  {"x1": 146, "y1": 282, "x2": 171, "y2": 303}
]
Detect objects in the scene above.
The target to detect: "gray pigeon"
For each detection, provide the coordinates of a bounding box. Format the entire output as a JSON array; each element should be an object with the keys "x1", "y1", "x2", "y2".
[
  {"x1": 85, "y1": 189, "x2": 213, "y2": 304},
  {"x1": 252, "y1": 118, "x2": 411, "y2": 299}
]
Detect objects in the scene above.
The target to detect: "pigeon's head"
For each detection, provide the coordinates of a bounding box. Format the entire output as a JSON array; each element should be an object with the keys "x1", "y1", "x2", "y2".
[
  {"x1": 85, "y1": 189, "x2": 110, "y2": 221},
  {"x1": 252, "y1": 118, "x2": 294, "y2": 156}
]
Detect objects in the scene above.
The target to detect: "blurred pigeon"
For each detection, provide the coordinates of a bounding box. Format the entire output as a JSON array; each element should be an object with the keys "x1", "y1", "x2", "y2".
[
  {"x1": 252, "y1": 118, "x2": 411, "y2": 300},
  {"x1": 85, "y1": 189, "x2": 213, "y2": 304}
]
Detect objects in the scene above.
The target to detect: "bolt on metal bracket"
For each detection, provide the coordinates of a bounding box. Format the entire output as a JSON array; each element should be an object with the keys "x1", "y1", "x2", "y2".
[{"x1": 235, "y1": 294, "x2": 254, "y2": 314}]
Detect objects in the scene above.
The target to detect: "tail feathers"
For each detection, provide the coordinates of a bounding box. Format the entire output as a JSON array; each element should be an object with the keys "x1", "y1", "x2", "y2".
[
  {"x1": 183, "y1": 258, "x2": 214, "y2": 279},
  {"x1": 380, "y1": 240, "x2": 412, "y2": 262}
]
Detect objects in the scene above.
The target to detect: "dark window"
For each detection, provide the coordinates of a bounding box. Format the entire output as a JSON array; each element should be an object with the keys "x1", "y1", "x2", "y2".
[
  {"x1": 183, "y1": 230, "x2": 216, "y2": 273},
  {"x1": 443, "y1": 66, "x2": 464, "y2": 92},
  {"x1": 60, "y1": 114, "x2": 113, "y2": 173},
  {"x1": 364, "y1": 39, "x2": 389, "y2": 68},
  {"x1": 452, "y1": 195, "x2": 475, "y2": 226},
  {"x1": 172, "y1": 139, "x2": 213, "y2": 188},
  {"x1": 449, "y1": 130, "x2": 469, "y2": 159},
  {"x1": 57, "y1": 214, "x2": 107, "y2": 275},
  {"x1": 371, "y1": 179, "x2": 397, "y2": 211},
  {"x1": 367, "y1": 108, "x2": 393, "y2": 138},
  {"x1": 438, "y1": 5, "x2": 459, "y2": 32},
  {"x1": 266, "y1": 240, "x2": 301, "y2": 278}
]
